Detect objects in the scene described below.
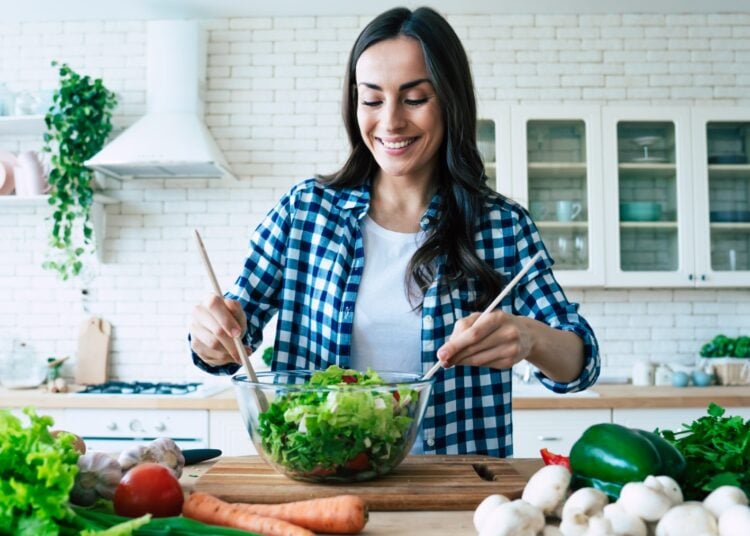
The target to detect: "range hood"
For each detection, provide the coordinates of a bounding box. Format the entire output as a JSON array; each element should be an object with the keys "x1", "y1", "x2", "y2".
[{"x1": 86, "y1": 20, "x2": 233, "y2": 179}]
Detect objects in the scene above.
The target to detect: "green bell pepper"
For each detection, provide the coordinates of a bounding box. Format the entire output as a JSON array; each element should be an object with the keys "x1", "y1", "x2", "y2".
[{"x1": 569, "y1": 423, "x2": 686, "y2": 499}]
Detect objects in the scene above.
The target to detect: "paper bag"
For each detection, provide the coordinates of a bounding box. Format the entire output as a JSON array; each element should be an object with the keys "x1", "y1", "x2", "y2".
[{"x1": 75, "y1": 316, "x2": 111, "y2": 385}]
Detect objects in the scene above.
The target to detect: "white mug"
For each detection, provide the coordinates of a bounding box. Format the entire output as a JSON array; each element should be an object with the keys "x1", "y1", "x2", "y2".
[
  {"x1": 556, "y1": 200, "x2": 582, "y2": 222},
  {"x1": 529, "y1": 201, "x2": 549, "y2": 220}
]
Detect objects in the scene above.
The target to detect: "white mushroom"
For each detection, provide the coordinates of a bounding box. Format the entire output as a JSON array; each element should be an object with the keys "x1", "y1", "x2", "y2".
[
  {"x1": 655, "y1": 501, "x2": 718, "y2": 536},
  {"x1": 644, "y1": 475, "x2": 684, "y2": 506},
  {"x1": 474, "y1": 494, "x2": 510, "y2": 533},
  {"x1": 560, "y1": 513, "x2": 607, "y2": 536},
  {"x1": 704, "y1": 486, "x2": 749, "y2": 519},
  {"x1": 478, "y1": 499, "x2": 545, "y2": 536},
  {"x1": 562, "y1": 487, "x2": 609, "y2": 521},
  {"x1": 602, "y1": 502, "x2": 647, "y2": 536},
  {"x1": 718, "y1": 504, "x2": 750, "y2": 536},
  {"x1": 582, "y1": 516, "x2": 614, "y2": 536},
  {"x1": 542, "y1": 526, "x2": 564, "y2": 536},
  {"x1": 618, "y1": 481, "x2": 672, "y2": 522},
  {"x1": 521, "y1": 464, "x2": 572, "y2": 515}
]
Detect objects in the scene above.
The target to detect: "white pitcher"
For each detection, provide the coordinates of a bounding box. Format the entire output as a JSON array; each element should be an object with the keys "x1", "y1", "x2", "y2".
[{"x1": 13, "y1": 151, "x2": 49, "y2": 196}]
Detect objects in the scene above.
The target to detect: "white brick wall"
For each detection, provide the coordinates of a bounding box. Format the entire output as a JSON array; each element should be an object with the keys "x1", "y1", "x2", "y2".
[{"x1": 2, "y1": 12, "x2": 750, "y2": 382}]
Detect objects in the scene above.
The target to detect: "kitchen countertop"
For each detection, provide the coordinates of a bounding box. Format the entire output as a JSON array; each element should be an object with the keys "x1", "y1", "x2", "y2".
[
  {"x1": 179, "y1": 456, "x2": 543, "y2": 536},
  {"x1": 2, "y1": 384, "x2": 749, "y2": 410}
]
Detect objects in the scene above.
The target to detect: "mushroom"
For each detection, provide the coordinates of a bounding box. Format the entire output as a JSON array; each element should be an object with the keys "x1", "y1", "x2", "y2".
[
  {"x1": 602, "y1": 503, "x2": 647, "y2": 536},
  {"x1": 644, "y1": 475, "x2": 684, "y2": 506},
  {"x1": 718, "y1": 504, "x2": 750, "y2": 536},
  {"x1": 703, "y1": 486, "x2": 749, "y2": 519},
  {"x1": 655, "y1": 501, "x2": 718, "y2": 536},
  {"x1": 582, "y1": 516, "x2": 614, "y2": 536},
  {"x1": 478, "y1": 499, "x2": 545, "y2": 536},
  {"x1": 542, "y1": 526, "x2": 564, "y2": 536},
  {"x1": 474, "y1": 494, "x2": 510, "y2": 533},
  {"x1": 521, "y1": 464, "x2": 572, "y2": 516},
  {"x1": 618, "y1": 480, "x2": 673, "y2": 522},
  {"x1": 562, "y1": 487, "x2": 609, "y2": 521}
]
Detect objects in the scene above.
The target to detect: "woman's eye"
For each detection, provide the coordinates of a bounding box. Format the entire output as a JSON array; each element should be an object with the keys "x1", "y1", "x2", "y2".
[
  {"x1": 405, "y1": 98, "x2": 428, "y2": 106},
  {"x1": 361, "y1": 100, "x2": 381, "y2": 107}
]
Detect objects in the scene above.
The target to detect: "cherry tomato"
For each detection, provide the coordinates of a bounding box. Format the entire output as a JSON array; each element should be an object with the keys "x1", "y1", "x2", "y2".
[
  {"x1": 343, "y1": 452, "x2": 370, "y2": 471},
  {"x1": 114, "y1": 462, "x2": 184, "y2": 518},
  {"x1": 342, "y1": 375, "x2": 358, "y2": 384}
]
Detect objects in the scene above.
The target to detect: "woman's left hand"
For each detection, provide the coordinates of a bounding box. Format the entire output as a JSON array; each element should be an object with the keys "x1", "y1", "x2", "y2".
[{"x1": 436, "y1": 311, "x2": 535, "y2": 370}]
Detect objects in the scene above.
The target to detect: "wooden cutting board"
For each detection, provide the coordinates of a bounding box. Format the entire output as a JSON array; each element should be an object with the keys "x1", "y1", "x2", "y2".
[
  {"x1": 193, "y1": 455, "x2": 526, "y2": 511},
  {"x1": 75, "y1": 316, "x2": 111, "y2": 385}
]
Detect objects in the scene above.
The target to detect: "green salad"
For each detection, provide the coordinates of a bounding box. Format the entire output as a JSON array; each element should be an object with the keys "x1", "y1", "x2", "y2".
[{"x1": 257, "y1": 366, "x2": 418, "y2": 480}]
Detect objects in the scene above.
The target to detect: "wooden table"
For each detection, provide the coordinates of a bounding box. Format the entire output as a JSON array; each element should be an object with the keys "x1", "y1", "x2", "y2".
[{"x1": 180, "y1": 457, "x2": 542, "y2": 536}]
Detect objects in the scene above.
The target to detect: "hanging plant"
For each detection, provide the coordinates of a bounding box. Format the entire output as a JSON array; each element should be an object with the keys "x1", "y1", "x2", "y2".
[{"x1": 42, "y1": 62, "x2": 117, "y2": 281}]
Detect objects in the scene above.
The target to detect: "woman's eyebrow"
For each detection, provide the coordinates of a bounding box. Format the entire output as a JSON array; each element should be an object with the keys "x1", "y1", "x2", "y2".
[{"x1": 357, "y1": 78, "x2": 432, "y2": 91}]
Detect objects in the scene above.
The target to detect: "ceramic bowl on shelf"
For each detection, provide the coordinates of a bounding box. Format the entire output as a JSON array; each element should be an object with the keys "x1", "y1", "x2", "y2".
[
  {"x1": 232, "y1": 370, "x2": 434, "y2": 483},
  {"x1": 620, "y1": 202, "x2": 663, "y2": 222},
  {"x1": 710, "y1": 210, "x2": 750, "y2": 223}
]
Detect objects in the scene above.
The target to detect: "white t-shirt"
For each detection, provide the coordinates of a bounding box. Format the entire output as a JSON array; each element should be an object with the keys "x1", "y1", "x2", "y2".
[{"x1": 350, "y1": 215, "x2": 424, "y2": 375}]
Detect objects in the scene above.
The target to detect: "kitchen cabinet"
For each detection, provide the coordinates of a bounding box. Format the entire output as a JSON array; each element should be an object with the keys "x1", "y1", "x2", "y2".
[
  {"x1": 209, "y1": 409, "x2": 257, "y2": 456},
  {"x1": 691, "y1": 108, "x2": 750, "y2": 285},
  {"x1": 612, "y1": 406, "x2": 750, "y2": 433},
  {"x1": 511, "y1": 408, "x2": 611, "y2": 458},
  {"x1": 509, "y1": 106, "x2": 606, "y2": 287},
  {"x1": 602, "y1": 107, "x2": 695, "y2": 287},
  {"x1": 477, "y1": 103, "x2": 750, "y2": 288}
]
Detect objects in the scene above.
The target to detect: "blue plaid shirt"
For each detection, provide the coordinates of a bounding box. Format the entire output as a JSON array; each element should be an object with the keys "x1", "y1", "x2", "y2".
[{"x1": 192, "y1": 178, "x2": 600, "y2": 457}]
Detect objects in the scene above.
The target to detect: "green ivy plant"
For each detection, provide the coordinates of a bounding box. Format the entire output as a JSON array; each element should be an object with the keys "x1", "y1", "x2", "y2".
[{"x1": 42, "y1": 62, "x2": 117, "y2": 281}]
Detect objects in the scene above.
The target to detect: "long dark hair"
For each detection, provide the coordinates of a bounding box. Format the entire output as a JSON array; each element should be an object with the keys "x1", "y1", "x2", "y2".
[{"x1": 318, "y1": 6, "x2": 504, "y2": 310}]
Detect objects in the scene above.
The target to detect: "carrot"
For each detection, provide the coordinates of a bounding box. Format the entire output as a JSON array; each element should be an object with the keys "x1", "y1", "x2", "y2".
[
  {"x1": 231, "y1": 494, "x2": 369, "y2": 534},
  {"x1": 183, "y1": 492, "x2": 314, "y2": 536}
]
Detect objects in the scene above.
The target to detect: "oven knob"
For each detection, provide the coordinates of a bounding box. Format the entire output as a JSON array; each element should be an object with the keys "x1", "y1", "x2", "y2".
[
  {"x1": 129, "y1": 420, "x2": 145, "y2": 433},
  {"x1": 155, "y1": 422, "x2": 167, "y2": 432},
  {"x1": 106, "y1": 422, "x2": 118, "y2": 431}
]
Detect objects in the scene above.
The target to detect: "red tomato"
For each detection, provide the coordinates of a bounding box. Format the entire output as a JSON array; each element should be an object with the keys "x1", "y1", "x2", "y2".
[
  {"x1": 114, "y1": 462, "x2": 184, "y2": 518},
  {"x1": 342, "y1": 375, "x2": 358, "y2": 384},
  {"x1": 343, "y1": 452, "x2": 370, "y2": 471}
]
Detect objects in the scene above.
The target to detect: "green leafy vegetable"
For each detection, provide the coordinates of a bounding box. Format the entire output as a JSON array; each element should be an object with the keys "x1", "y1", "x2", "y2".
[
  {"x1": 658, "y1": 403, "x2": 750, "y2": 500},
  {"x1": 258, "y1": 365, "x2": 417, "y2": 479},
  {"x1": 0, "y1": 408, "x2": 80, "y2": 535}
]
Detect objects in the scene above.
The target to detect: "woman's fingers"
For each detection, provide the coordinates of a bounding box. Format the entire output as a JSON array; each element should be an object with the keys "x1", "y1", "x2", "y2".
[
  {"x1": 190, "y1": 322, "x2": 240, "y2": 365},
  {"x1": 189, "y1": 296, "x2": 247, "y2": 366}
]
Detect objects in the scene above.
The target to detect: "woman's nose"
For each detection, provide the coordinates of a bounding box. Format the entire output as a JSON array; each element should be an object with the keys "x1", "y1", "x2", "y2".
[{"x1": 382, "y1": 102, "x2": 406, "y2": 130}]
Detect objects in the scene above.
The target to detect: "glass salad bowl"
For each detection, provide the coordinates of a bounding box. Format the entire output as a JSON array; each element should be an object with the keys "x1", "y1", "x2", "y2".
[{"x1": 232, "y1": 366, "x2": 434, "y2": 483}]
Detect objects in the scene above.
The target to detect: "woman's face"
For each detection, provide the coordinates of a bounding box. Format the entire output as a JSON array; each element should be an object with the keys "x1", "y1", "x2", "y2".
[{"x1": 355, "y1": 36, "x2": 444, "y2": 185}]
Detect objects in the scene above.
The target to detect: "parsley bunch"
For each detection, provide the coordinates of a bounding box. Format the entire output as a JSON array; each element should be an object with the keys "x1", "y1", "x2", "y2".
[
  {"x1": 0, "y1": 408, "x2": 80, "y2": 535},
  {"x1": 659, "y1": 403, "x2": 750, "y2": 500}
]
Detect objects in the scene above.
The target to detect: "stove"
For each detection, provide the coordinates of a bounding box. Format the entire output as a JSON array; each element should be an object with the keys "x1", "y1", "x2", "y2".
[{"x1": 75, "y1": 381, "x2": 226, "y2": 398}]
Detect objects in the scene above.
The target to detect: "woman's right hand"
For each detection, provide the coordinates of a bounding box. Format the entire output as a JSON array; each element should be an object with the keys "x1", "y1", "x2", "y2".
[{"x1": 190, "y1": 296, "x2": 249, "y2": 367}]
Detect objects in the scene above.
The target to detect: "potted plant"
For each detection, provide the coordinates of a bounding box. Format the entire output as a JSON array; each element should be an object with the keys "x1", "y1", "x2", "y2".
[
  {"x1": 699, "y1": 334, "x2": 750, "y2": 385},
  {"x1": 42, "y1": 62, "x2": 117, "y2": 281}
]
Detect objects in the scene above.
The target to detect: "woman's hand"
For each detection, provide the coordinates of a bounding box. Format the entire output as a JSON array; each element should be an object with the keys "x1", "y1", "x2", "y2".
[
  {"x1": 436, "y1": 311, "x2": 586, "y2": 382},
  {"x1": 190, "y1": 296, "x2": 250, "y2": 367},
  {"x1": 436, "y1": 311, "x2": 534, "y2": 370}
]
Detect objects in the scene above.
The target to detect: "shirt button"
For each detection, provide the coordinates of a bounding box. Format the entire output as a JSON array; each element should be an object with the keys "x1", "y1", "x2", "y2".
[
  {"x1": 420, "y1": 217, "x2": 430, "y2": 227},
  {"x1": 423, "y1": 315, "x2": 433, "y2": 328},
  {"x1": 426, "y1": 438, "x2": 435, "y2": 447}
]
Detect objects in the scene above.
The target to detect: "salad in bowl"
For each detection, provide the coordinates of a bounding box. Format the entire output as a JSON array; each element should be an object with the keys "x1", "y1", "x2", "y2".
[{"x1": 232, "y1": 365, "x2": 434, "y2": 483}]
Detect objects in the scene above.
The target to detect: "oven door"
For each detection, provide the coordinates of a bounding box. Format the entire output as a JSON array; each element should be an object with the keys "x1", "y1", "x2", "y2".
[{"x1": 66, "y1": 408, "x2": 210, "y2": 451}]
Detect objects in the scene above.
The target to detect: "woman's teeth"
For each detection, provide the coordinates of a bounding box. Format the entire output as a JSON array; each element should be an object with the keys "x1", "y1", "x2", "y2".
[{"x1": 381, "y1": 138, "x2": 416, "y2": 149}]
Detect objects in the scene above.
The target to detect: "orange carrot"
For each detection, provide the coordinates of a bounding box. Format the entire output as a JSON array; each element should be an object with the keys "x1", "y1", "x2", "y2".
[
  {"x1": 231, "y1": 494, "x2": 369, "y2": 534},
  {"x1": 183, "y1": 492, "x2": 314, "y2": 536}
]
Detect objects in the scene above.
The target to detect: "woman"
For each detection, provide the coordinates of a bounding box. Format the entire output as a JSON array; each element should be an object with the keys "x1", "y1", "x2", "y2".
[{"x1": 189, "y1": 6, "x2": 599, "y2": 457}]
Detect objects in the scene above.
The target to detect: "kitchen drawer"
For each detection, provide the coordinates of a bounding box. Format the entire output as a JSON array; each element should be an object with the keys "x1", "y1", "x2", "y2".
[
  {"x1": 512, "y1": 409, "x2": 612, "y2": 458},
  {"x1": 612, "y1": 407, "x2": 750, "y2": 433}
]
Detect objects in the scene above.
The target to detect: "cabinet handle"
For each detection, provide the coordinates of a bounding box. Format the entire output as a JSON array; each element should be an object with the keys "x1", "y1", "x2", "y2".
[
  {"x1": 537, "y1": 435, "x2": 562, "y2": 441},
  {"x1": 700, "y1": 274, "x2": 707, "y2": 281},
  {"x1": 688, "y1": 273, "x2": 694, "y2": 281}
]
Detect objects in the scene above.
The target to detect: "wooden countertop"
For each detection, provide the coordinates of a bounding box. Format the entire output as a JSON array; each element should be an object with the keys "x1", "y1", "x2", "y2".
[
  {"x1": 3, "y1": 384, "x2": 749, "y2": 411},
  {"x1": 179, "y1": 457, "x2": 543, "y2": 536}
]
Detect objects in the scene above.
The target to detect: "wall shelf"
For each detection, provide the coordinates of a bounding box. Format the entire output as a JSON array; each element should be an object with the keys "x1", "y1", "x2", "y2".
[
  {"x1": 0, "y1": 193, "x2": 118, "y2": 261},
  {"x1": 0, "y1": 115, "x2": 46, "y2": 135}
]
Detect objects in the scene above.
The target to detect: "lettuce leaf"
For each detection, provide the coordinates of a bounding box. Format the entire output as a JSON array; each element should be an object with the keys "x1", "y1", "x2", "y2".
[{"x1": 0, "y1": 408, "x2": 80, "y2": 535}]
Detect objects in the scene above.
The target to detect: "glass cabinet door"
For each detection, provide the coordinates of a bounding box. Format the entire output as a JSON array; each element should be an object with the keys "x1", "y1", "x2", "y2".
[
  {"x1": 603, "y1": 107, "x2": 693, "y2": 287},
  {"x1": 477, "y1": 102, "x2": 512, "y2": 197},
  {"x1": 511, "y1": 106, "x2": 604, "y2": 286},
  {"x1": 692, "y1": 109, "x2": 750, "y2": 286}
]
